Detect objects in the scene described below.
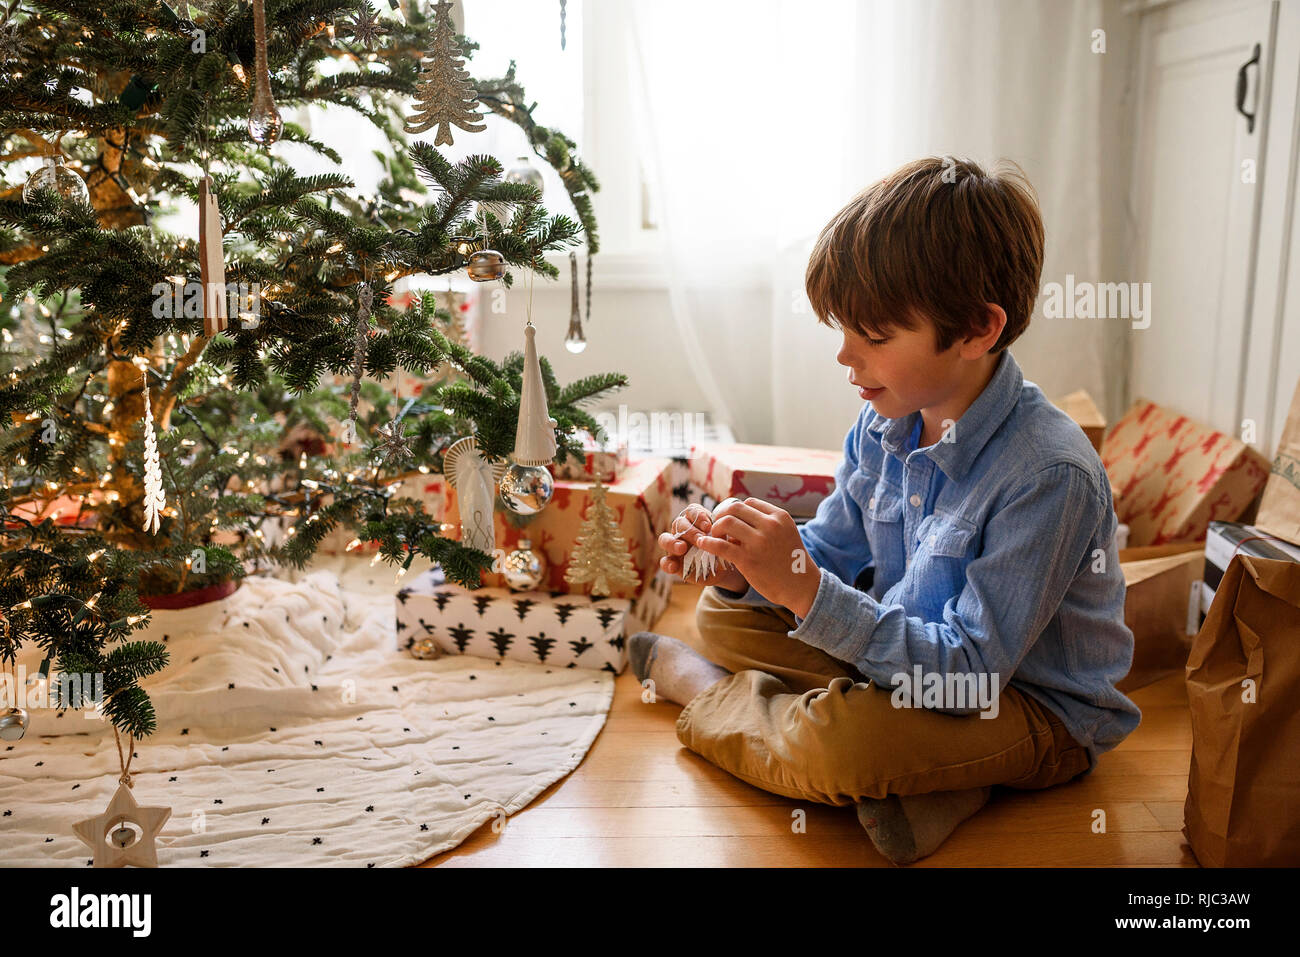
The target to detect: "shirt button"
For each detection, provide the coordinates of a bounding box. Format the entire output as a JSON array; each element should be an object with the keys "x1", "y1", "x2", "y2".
[
  {"x1": 909, "y1": 493, "x2": 922, "y2": 507},
  {"x1": 869, "y1": 496, "x2": 876, "y2": 508}
]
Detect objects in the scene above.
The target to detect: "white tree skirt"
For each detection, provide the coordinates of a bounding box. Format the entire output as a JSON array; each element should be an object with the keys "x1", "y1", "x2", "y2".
[{"x1": 0, "y1": 560, "x2": 614, "y2": 867}]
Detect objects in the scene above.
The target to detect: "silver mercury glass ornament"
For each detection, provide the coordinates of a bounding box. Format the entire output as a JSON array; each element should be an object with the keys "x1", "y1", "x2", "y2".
[
  {"x1": 501, "y1": 538, "x2": 547, "y2": 591},
  {"x1": 0, "y1": 706, "x2": 29, "y2": 741}
]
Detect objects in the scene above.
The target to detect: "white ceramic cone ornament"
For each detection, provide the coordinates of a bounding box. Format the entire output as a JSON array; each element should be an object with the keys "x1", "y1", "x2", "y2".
[{"x1": 500, "y1": 321, "x2": 558, "y2": 515}]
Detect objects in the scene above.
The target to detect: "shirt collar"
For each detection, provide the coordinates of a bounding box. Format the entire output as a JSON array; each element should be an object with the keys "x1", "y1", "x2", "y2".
[{"x1": 865, "y1": 349, "x2": 1024, "y2": 481}]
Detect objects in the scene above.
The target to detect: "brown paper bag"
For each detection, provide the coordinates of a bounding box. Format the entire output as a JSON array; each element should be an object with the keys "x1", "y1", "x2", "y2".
[
  {"x1": 1118, "y1": 551, "x2": 1201, "y2": 692},
  {"x1": 1183, "y1": 554, "x2": 1300, "y2": 866},
  {"x1": 1255, "y1": 377, "x2": 1300, "y2": 547}
]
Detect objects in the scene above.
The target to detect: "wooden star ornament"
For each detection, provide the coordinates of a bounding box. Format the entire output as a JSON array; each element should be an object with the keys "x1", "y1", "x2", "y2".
[{"x1": 73, "y1": 782, "x2": 172, "y2": 868}]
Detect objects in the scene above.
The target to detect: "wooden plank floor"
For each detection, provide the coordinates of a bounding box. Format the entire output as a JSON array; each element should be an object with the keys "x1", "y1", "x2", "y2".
[{"x1": 422, "y1": 584, "x2": 1199, "y2": 867}]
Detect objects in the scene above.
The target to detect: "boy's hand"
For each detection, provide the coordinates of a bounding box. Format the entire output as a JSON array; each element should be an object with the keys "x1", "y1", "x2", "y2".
[
  {"x1": 692, "y1": 498, "x2": 822, "y2": 618},
  {"x1": 658, "y1": 504, "x2": 749, "y2": 592}
]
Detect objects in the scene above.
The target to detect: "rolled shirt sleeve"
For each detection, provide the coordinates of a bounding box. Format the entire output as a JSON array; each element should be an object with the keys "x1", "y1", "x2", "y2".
[{"x1": 789, "y1": 462, "x2": 1104, "y2": 708}]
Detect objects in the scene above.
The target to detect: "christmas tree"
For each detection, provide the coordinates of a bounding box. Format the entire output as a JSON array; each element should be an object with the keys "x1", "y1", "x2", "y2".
[{"x1": 0, "y1": 0, "x2": 623, "y2": 739}]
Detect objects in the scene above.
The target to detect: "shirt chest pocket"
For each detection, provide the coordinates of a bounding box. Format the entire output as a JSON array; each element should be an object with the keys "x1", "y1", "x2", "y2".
[
  {"x1": 917, "y1": 514, "x2": 979, "y2": 558},
  {"x1": 859, "y1": 478, "x2": 907, "y2": 587},
  {"x1": 912, "y1": 513, "x2": 979, "y2": 603}
]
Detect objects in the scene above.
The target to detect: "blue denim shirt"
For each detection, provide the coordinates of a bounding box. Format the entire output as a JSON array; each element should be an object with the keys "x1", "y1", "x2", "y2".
[{"x1": 719, "y1": 350, "x2": 1140, "y2": 771}]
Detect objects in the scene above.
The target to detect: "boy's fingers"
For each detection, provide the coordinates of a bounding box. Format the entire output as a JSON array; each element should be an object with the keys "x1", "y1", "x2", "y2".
[
  {"x1": 696, "y1": 534, "x2": 742, "y2": 565},
  {"x1": 710, "y1": 514, "x2": 758, "y2": 546},
  {"x1": 743, "y1": 497, "x2": 781, "y2": 516}
]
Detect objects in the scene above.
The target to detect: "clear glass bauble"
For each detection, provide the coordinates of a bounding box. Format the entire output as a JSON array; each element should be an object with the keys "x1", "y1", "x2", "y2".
[
  {"x1": 499, "y1": 463, "x2": 554, "y2": 515},
  {"x1": 23, "y1": 157, "x2": 90, "y2": 206},
  {"x1": 248, "y1": 86, "x2": 284, "y2": 146},
  {"x1": 501, "y1": 537, "x2": 547, "y2": 591},
  {"x1": 564, "y1": 315, "x2": 587, "y2": 353},
  {"x1": 504, "y1": 155, "x2": 544, "y2": 197}
]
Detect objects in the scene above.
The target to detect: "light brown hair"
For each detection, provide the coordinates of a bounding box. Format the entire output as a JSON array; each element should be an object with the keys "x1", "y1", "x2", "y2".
[{"x1": 804, "y1": 156, "x2": 1044, "y2": 353}]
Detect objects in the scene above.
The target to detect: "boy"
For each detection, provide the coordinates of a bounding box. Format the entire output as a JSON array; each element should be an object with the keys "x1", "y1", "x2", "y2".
[{"x1": 629, "y1": 156, "x2": 1141, "y2": 864}]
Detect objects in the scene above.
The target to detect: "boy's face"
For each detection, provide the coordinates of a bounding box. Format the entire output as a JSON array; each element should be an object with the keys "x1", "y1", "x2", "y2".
[{"x1": 835, "y1": 313, "x2": 965, "y2": 419}]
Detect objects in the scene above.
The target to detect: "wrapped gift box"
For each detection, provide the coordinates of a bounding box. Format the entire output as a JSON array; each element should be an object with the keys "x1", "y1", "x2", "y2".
[
  {"x1": 1052, "y1": 389, "x2": 1107, "y2": 453},
  {"x1": 395, "y1": 567, "x2": 674, "y2": 673},
  {"x1": 1100, "y1": 399, "x2": 1271, "y2": 547},
  {"x1": 550, "y1": 430, "x2": 629, "y2": 482},
  {"x1": 690, "y1": 443, "x2": 840, "y2": 519},
  {"x1": 441, "y1": 457, "x2": 676, "y2": 599}
]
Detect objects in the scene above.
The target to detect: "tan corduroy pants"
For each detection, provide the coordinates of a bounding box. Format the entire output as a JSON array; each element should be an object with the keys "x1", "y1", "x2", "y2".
[{"x1": 673, "y1": 586, "x2": 1091, "y2": 805}]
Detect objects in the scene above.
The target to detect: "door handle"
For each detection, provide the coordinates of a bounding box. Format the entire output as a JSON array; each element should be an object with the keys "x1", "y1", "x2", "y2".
[{"x1": 1236, "y1": 42, "x2": 1261, "y2": 134}]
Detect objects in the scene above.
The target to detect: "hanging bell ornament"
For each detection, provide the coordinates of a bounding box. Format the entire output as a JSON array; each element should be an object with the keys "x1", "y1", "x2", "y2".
[
  {"x1": 0, "y1": 706, "x2": 30, "y2": 742},
  {"x1": 505, "y1": 155, "x2": 544, "y2": 198},
  {"x1": 501, "y1": 538, "x2": 547, "y2": 591},
  {"x1": 466, "y1": 248, "x2": 506, "y2": 282},
  {"x1": 23, "y1": 155, "x2": 91, "y2": 206}
]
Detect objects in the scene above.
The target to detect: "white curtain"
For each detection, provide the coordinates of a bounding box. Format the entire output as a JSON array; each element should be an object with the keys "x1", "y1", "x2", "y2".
[{"x1": 626, "y1": 0, "x2": 1132, "y2": 449}]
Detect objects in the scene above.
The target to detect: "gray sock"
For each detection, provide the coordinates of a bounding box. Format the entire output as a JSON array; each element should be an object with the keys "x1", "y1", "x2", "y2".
[
  {"x1": 628, "y1": 631, "x2": 729, "y2": 706},
  {"x1": 857, "y1": 786, "x2": 992, "y2": 864}
]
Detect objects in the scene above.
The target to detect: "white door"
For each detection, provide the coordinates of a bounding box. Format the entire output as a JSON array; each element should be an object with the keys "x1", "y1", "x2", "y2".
[{"x1": 1128, "y1": 0, "x2": 1275, "y2": 437}]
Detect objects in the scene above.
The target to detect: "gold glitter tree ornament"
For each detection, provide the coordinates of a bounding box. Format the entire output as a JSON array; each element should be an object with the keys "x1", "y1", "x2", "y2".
[
  {"x1": 564, "y1": 480, "x2": 639, "y2": 598},
  {"x1": 404, "y1": 0, "x2": 486, "y2": 145}
]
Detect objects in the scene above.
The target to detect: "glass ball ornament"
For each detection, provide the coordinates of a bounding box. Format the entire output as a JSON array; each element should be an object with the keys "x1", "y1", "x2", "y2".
[
  {"x1": 505, "y1": 155, "x2": 544, "y2": 197},
  {"x1": 564, "y1": 316, "x2": 587, "y2": 354},
  {"x1": 0, "y1": 706, "x2": 29, "y2": 742},
  {"x1": 499, "y1": 463, "x2": 554, "y2": 515},
  {"x1": 23, "y1": 157, "x2": 90, "y2": 206},
  {"x1": 409, "y1": 636, "x2": 442, "y2": 660},
  {"x1": 466, "y1": 249, "x2": 506, "y2": 282},
  {"x1": 501, "y1": 538, "x2": 547, "y2": 591},
  {"x1": 248, "y1": 84, "x2": 283, "y2": 146}
]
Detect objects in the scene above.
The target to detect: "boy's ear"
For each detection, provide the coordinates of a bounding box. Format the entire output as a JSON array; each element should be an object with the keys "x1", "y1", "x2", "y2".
[{"x1": 961, "y1": 303, "x2": 1007, "y2": 357}]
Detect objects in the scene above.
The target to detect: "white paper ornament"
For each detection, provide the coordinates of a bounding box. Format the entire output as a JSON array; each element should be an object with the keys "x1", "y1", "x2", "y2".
[
  {"x1": 677, "y1": 498, "x2": 740, "y2": 582},
  {"x1": 443, "y1": 436, "x2": 503, "y2": 553},
  {"x1": 141, "y1": 369, "x2": 165, "y2": 535}
]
